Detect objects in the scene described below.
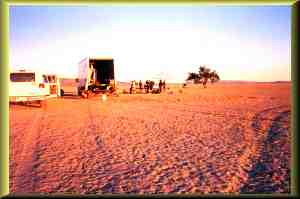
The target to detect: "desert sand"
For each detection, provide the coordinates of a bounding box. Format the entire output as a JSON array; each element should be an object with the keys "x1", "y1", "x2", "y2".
[{"x1": 9, "y1": 82, "x2": 291, "y2": 194}]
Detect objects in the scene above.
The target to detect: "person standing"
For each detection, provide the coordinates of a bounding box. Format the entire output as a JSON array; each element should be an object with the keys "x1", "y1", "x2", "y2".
[
  {"x1": 130, "y1": 81, "x2": 133, "y2": 94},
  {"x1": 159, "y1": 80, "x2": 163, "y2": 93},
  {"x1": 145, "y1": 80, "x2": 149, "y2": 93},
  {"x1": 149, "y1": 81, "x2": 154, "y2": 91},
  {"x1": 130, "y1": 80, "x2": 136, "y2": 94},
  {"x1": 139, "y1": 80, "x2": 143, "y2": 90},
  {"x1": 162, "y1": 80, "x2": 166, "y2": 91}
]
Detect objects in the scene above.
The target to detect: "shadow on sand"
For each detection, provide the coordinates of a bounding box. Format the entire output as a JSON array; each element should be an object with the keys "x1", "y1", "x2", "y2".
[
  {"x1": 60, "y1": 94, "x2": 82, "y2": 100},
  {"x1": 9, "y1": 102, "x2": 42, "y2": 108},
  {"x1": 240, "y1": 110, "x2": 290, "y2": 194}
]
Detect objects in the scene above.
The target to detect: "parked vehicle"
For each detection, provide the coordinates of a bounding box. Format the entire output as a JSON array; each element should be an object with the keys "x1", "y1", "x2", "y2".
[
  {"x1": 59, "y1": 77, "x2": 79, "y2": 96},
  {"x1": 9, "y1": 69, "x2": 50, "y2": 107},
  {"x1": 45, "y1": 74, "x2": 61, "y2": 97},
  {"x1": 77, "y1": 57, "x2": 116, "y2": 97}
]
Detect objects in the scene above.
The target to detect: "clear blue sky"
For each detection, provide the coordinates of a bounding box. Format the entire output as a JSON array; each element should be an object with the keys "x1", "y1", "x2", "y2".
[{"x1": 9, "y1": 5, "x2": 291, "y2": 82}]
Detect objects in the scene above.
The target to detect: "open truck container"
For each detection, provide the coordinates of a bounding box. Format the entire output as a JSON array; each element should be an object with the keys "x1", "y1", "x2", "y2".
[{"x1": 77, "y1": 57, "x2": 116, "y2": 96}]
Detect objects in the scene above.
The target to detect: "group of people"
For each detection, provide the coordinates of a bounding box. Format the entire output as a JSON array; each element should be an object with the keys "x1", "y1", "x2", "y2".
[
  {"x1": 130, "y1": 80, "x2": 166, "y2": 94},
  {"x1": 158, "y1": 80, "x2": 166, "y2": 93},
  {"x1": 143, "y1": 80, "x2": 154, "y2": 93}
]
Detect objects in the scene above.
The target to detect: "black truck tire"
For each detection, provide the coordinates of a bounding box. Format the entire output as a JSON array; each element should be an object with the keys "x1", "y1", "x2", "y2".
[{"x1": 60, "y1": 89, "x2": 65, "y2": 96}]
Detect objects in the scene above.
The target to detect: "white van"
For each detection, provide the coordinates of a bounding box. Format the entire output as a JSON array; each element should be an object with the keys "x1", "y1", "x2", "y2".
[{"x1": 9, "y1": 69, "x2": 50, "y2": 107}]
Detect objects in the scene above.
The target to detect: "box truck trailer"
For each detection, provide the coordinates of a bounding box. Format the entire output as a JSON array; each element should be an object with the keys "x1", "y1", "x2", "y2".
[{"x1": 77, "y1": 57, "x2": 116, "y2": 96}]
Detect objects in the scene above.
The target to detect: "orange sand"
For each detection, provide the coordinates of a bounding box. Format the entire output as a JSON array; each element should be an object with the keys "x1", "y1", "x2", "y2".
[{"x1": 9, "y1": 82, "x2": 291, "y2": 194}]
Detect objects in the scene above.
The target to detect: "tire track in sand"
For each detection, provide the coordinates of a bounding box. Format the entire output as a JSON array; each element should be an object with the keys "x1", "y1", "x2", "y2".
[
  {"x1": 223, "y1": 105, "x2": 289, "y2": 193},
  {"x1": 70, "y1": 99, "x2": 115, "y2": 194},
  {"x1": 13, "y1": 107, "x2": 46, "y2": 193},
  {"x1": 240, "y1": 110, "x2": 291, "y2": 193}
]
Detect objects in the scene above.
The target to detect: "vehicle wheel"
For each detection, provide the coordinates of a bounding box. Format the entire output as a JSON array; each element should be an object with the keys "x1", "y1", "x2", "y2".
[
  {"x1": 77, "y1": 88, "x2": 82, "y2": 96},
  {"x1": 76, "y1": 88, "x2": 81, "y2": 96},
  {"x1": 60, "y1": 89, "x2": 65, "y2": 96},
  {"x1": 81, "y1": 91, "x2": 88, "y2": 98},
  {"x1": 109, "y1": 86, "x2": 115, "y2": 93}
]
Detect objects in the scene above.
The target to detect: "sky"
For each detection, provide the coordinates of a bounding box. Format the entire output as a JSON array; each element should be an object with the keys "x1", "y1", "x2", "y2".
[{"x1": 9, "y1": 5, "x2": 291, "y2": 82}]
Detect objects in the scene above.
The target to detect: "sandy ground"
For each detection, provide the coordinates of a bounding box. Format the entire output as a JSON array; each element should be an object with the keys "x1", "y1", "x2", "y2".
[{"x1": 9, "y1": 82, "x2": 291, "y2": 195}]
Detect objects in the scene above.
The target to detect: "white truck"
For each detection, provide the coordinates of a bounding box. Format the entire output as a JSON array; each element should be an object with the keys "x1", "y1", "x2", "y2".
[
  {"x1": 77, "y1": 57, "x2": 116, "y2": 97},
  {"x1": 9, "y1": 69, "x2": 50, "y2": 107}
]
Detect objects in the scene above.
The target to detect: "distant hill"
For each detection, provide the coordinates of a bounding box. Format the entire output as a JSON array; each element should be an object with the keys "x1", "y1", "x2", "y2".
[{"x1": 272, "y1": 81, "x2": 291, "y2": 84}]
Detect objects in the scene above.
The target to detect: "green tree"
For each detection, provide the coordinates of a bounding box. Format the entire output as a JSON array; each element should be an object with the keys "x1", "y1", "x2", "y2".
[
  {"x1": 186, "y1": 65, "x2": 220, "y2": 88},
  {"x1": 198, "y1": 65, "x2": 211, "y2": 88},
  {"x1": 186, "y1": 72, "x2": 200, "y2": 83},
  {"x1": 209, "y1": 70, "x2": 220, "y2": 83}
]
